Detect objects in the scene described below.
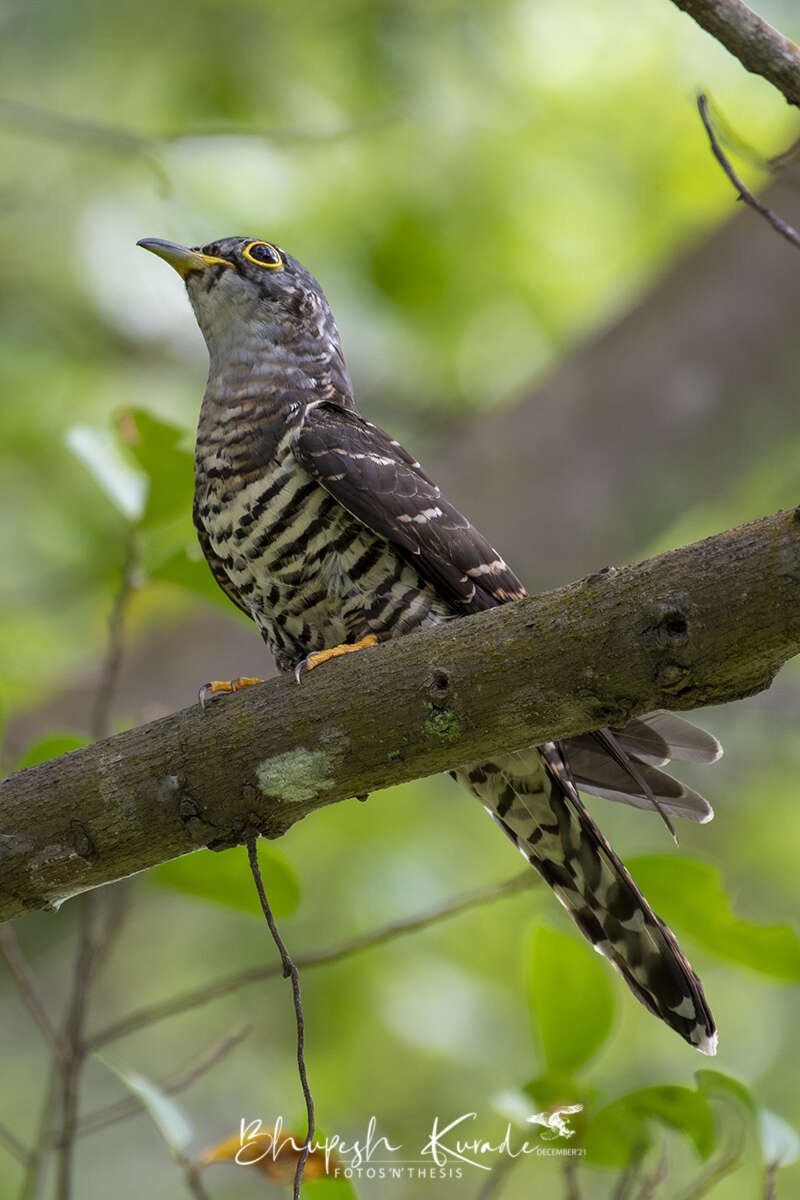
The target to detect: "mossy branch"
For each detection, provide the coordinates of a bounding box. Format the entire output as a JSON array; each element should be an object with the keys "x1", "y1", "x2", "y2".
[{"x1": 1, "y1": 506, "x2": 800, "y2": 925}]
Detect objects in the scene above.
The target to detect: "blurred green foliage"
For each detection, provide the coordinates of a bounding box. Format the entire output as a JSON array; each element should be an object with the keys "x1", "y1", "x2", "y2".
[
  {"x1": 2, "y1": 0, "x2": 800, "y2": 1197},
  {"x1": 524, "y1": 926, "x2": 614, "y2": 1077},
  {"x1": 0, "y1": 0, "x2": 798, "y2": 706},
  {"x1": 151, "y1": 843, "x2": 300, "y2": 919}
]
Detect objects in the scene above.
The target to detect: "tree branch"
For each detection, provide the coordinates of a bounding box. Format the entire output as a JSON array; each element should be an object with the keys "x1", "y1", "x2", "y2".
[
  {"x1": 0, "y1": 1120, "x2": 31, "y2": 1167},
  {"x1": 0, "y1": 925, "x2": 63, "y2": 1060},
  {"x1": 88, "y1": 872, "x2": 533, "y2": 1048},
  {"x1": 77, "y1": 1025, "x2": 251, "y2": 1137},
  {"x1": 246, "y1": 838, "x2": 313, "y2": 1200},
  {"x1": 670, "y1": 0, "x2": 800, "y2": 109},
  {"x1": 697, "y1": 93, "x2": 800, "y2": 248},
  {"x1": 1, "y1": 507, "x2": 799, "y2": 925}
]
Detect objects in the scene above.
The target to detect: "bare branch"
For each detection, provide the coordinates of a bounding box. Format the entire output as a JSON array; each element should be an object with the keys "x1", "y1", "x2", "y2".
[
  {"x1": 246, "y1": 837, "x2": 313, "y2": 1200},
  {"x1": 763, "y1": 1161, "x2": 778, "y2": 1200},
  {"x1": 91, "y1": 532, "x2": 138, "y2": 742},
  {"x1": 677, "y1": 1122, "x2": 747, "y2": 1198},
  {"x1": 78, "y1": 1025, "x2": 251, "y2": 1138},
  {"x1": 0, "y1": 926, "x2": 63, "y2": 1060},
  {"x1": 87, "y1": 872, "x2": 534, "y2": 1049},
  {"x1": 564, "y1": 1155, "x2": 581, "y2": 1200},
  {"x1": 612, "y1": 1147, "x2": 646, "y2": 1199},
  {"x1": 56, "y1": 894, "x2": 101, "y2": 1200},
  {"x1": 475, "y1": 1153, "x2": 517, "y2": 1200},
  {"x1": 20, "y1": 1063, "x2": 59, "y2": 1200},
  {"x1": 636, "y1": 1152, "x2": 668, "y2": 1199},
  {"x1": 182, "y1": 1163, "x2": 213, "y2": 1200},
  {"x1": 53, "y1": 536, "x2": 139, "y2": 1199},
  {"x1": 0, "y1": 96, "x2": 392, "y2": 186},
  {"x1": 697, "y1": 94, "x2": 800, "y2": 248},
  {"x1": 670, "y1": 0, "x2": 800, "y2": 108},
  {"x1": 0, "y1": 1120, "x2": 31, "y2": 1167}
]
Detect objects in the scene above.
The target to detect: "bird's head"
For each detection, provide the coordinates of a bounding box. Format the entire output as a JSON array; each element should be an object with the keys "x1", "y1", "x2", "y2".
[{"x1": 137, "y1": 236, "x2": 349, "y2": 399}]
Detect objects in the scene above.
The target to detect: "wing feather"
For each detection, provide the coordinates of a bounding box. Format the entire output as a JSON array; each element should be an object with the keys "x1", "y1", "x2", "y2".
[
  {"x1": 294, "y1": 402, "x2": 526, "y2": 612},
  {"x1": 294, "y1": 401, "x2": 721, "y2": 830}
]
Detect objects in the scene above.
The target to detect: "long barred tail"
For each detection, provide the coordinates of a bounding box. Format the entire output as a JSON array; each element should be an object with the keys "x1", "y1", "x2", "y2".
[{"x1": 454, "y1": 743, "x2": 717, "y2": 1055}]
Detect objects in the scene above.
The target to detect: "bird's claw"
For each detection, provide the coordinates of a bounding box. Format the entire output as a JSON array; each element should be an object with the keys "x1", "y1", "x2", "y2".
[
  {"x1": 293, "y1": 635, "x2": 379, "y2": 683},
  {"x1": 198, "y1": 676, "x2": 263, "y2": 709}
]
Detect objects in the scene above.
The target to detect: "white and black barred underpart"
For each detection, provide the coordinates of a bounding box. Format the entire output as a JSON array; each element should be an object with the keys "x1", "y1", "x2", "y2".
[
  {"x1": 184, "y1": 235, "x2": 722, "y2": 1054},
  {"x1": 195, "y1": 420, "x2": 454, "y2": 672}
]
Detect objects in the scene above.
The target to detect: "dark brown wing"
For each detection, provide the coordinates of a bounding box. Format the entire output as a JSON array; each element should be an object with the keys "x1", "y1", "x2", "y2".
[{"x1": 294, "y1": 401, "x2": 526, "y2": 613}]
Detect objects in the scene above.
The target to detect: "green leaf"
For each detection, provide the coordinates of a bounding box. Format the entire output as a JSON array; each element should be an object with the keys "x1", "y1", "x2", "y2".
[
  {"x1": 303, "y1": 1175, "x2": 359, "y2": 1199},
  {"x1": 150, "y1": 842, "x2": 300, "y2": 918},
  {"x1": 760, "y1": 1110, "x2": 800, "y2": 1168},
  {"x1": 122, "y1": 409, "x2": 194, "y2": 530},
  {"x1": 696, "y1": 1069, "x2": 758, "y2": 1117},
  {"x1": 15, "y1": 733, "x2": 90, "y2": 771},
  {"x1": 149, "y1": 544, "x2": 241, "y2": 609},
  {"x1": 523, "y1": 925, "x2": 615, "y2": 1074},
  {"x1": 628, "y1": 856, "x2": 800, "y2": 980},
  {"x1": 97, "y1": 1057, "x2": 193, "y2": 1159},
  {"x1": 522, "y1": 1073, "x2": 593, "y2": 1114},
  {"x1": 585, "y1": 1086, "x2": 714, "y2": 1166},
  {"x1": 66, "y1": 424, "x2": 146, "y2": 520}
]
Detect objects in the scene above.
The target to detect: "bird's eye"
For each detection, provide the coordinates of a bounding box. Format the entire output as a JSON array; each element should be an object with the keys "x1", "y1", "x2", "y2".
[{"x1": 243, "y1": 241, "x2": 283, "y2": 269}]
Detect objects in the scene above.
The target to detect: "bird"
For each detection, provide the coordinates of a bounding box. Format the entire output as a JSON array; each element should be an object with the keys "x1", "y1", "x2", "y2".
[
  {"x1": 138, "y1": 234, "x2": 722, "y2": 1054},
  {"x1": 527, "y1": 1105, "x2": 583, "y2": 1139}
]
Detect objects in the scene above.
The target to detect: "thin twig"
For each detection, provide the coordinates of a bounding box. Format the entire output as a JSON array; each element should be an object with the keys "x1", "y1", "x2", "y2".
[
  {"x1": 78, "y1": 1025, "x2": 251, "y2": 1137},
  {"x1": 91, "y1": 531, "x2": 137, "y2": 741},
  {"x1": 91, "y1": 880, "x2": 136, "y2": 976},
  {"x1": 53, "y1": 535, "x2": 139, "y2": 1200},
  {"x1": 612, "y1": 1146, "x2": 646, "y2": 1200},
  {"x1": 0, "y1": 1121, "x2": 30, "y2": 1166},
  {"x1": 697, "y1": 93, "x2": 800, "y2": 250},
  {"x1": 677, "y1": 1124, "x2": 747, "y2": 1199},
  {"x1": 564, "y1": 1155, "x2": 581, "y2": 1200},
  {"x1": 20, "y1": 1062, "x2": 59, "y2": 1200},
  {"x1": 183, "y1": 1163, "x2": 213, "y2": 1200},
  {"x1": 474, "y1": 1152, "x2": 517, "y2": 1200},
  {"x1": 763, "y1": 1161, "x2": 779, "y2": 1200},
  {"x1": 246, "y1": 837, "x2": 314, "y2": 1200},
  {"x1": 0, "y1": 926, "x2": 63, "y2": 1060},
  {"x1": 0, "y1": 96, "x2": 393, "y2": 180},
  {"x1": 88, "y1": 872, "x2": 535, "y2": 1048},
  {"x1": 636, "y1": 1152, "x2": 668, "y2": 1200},
  {"x1": 55, "y1": 893, "x2": 100, "y2": 1200}
]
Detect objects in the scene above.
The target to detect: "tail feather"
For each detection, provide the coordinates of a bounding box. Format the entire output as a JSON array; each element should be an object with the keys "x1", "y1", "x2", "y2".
[
  {"x1": 561, "y1": 709, "x2": 722, "y2": 825},
  {"x1": 454, "y1": 742, "x2": 717, "y2": 1054},
  {"x1": 564, "y1": 732, "x2": 714, "y2": 824}
]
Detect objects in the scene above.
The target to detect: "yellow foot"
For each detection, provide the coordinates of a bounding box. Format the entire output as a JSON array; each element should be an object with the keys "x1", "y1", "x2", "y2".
[
  {"x1": 198, "y1": 676, "x2": 263, "y2": 709},
  {"x1": 294, "y1": 635, "x2": 379, "y2": 682}
]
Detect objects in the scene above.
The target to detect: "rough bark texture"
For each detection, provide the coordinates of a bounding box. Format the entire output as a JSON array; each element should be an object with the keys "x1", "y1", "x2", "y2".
[
  {"x1": 1, "y1": 507, "x2": 799, "y2": 925},
  {"x1": 671, "y1": 0, "x2": 800, "y2": 107}
]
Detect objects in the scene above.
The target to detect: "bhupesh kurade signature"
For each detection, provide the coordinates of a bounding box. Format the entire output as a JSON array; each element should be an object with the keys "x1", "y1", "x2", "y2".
[{"x1": 221, "y1": 1108, "x2": 587, "y2": 1178}]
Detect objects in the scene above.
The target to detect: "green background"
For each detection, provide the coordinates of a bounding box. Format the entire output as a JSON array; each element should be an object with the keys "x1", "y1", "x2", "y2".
[{"x1": 1, "y1": 0, "x2": 800, "y2": 1196}]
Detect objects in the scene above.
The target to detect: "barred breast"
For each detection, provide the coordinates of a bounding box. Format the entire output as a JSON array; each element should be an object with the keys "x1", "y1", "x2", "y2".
[{"x1": 194, "y1": 418, "x2": 452, "y2": 673}]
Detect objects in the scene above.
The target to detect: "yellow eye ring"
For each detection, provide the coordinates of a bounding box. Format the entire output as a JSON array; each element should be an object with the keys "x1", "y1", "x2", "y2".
[{"x1": 243, "y1": 241, "x2": 283, "y2": 269}]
